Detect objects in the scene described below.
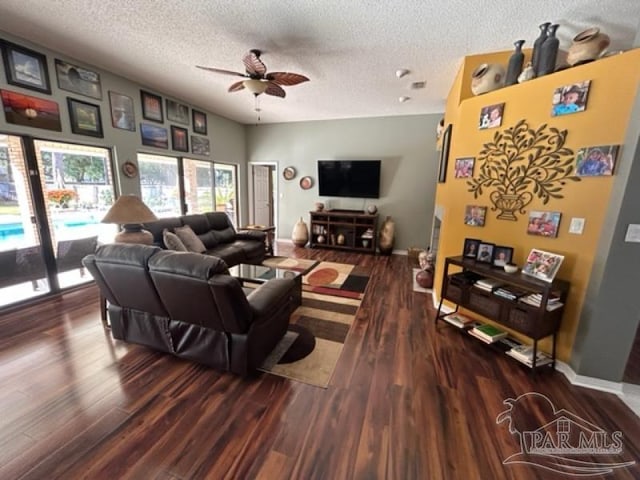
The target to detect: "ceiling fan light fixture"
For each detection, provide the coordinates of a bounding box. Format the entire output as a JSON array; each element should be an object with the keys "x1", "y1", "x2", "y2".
[{"x1": 243, "y1": 79, "x2": 268, "y2": 95}]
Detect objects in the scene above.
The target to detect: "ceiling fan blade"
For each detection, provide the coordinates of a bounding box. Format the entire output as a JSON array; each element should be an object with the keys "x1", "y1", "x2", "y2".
[
  {"x1": 266, "y1": 72, "x2": 310, "y2": 86},
  {"x1": 243, "y1": 50, "x2": 267, "y2": 78},
  {"x1": 264, "y1": 82, "x2": 286, "y2": 98},
  {"x1": 196, "y1": 65, "x2": 247, "y2": 78},
  {"x1": 228, "y1": 81, "x2": 245, "y2": 93}
]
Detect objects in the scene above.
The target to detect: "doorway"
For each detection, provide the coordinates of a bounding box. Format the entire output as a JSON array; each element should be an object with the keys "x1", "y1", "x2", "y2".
[{"x1": 250, "y1": 163, "x2": 276, "y2": 228}]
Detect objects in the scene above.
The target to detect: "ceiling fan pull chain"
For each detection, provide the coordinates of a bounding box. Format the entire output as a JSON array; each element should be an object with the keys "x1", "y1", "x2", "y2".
[{"x1": 254, "y1": 95, "x2": 261, "y2": 122}]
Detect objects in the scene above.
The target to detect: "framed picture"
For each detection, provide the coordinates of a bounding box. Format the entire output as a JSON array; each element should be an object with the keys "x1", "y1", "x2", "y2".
[
  {"x1": 166, "y1": 99, "x2": 189, "y2": 125},
  {"x1": 191, "y1": 135, "x2": 210, "y2": 155},
  {"x1": 140, "y1": 90, "x2": 163, "y2": 123},
  {"x1": 171, "y1": 126, "x2": 189, "y2": 152},
  {"x1": 109, "y1": 91, "x2": 135, "y2": 131},
  {"x1": 0, "y1": 89, "x2": 61, "y2": 131},
  {"x1": 140, "y1": 123, "x2": 168, "y2": 149},
  {"x1": 192, "y1": 109, "x2": 207, "y2": 134},
  {"x1": 493, "y1": 246, "x2": 514, "y2": 267},
  {"x1": 55, "y1": 59, "x2": 102, "y2": 99},
  {"x1": 522, "y1": 248, "x2": 564, "y2": 282},
  {"x1": 476, "y1": 242, "x2": 495, "y2": 264},
  {"x1": 438, "y1": 123, "x2": 452, "y2": 183},
  {"x1": 551, "y1": 80, "x2": 590, "y2": 117},
  {"x1": 576, "y1": 145, "x2": 619, "y2": 177},
  {"x1": 454, "y1": 157, "x2": 475, "y2": 178},
  {"x1": 1, "y1": 40, "x2": 51, "y2": 94},
  {"x1": 479, "y1": 103, "x2": 504, "y2": 129},
  {"x1": 527, "y1": 210, "x2": 561, "y2": 238},
  {"x1": 67, "y1": 98, "x2": 103, "y2": 138},
  {"x1": 464, "y1": 205, "x2": 487, "y2": 227},
  {"x1": 463, "y1": 238, "x2": 481, "y2": 259}
]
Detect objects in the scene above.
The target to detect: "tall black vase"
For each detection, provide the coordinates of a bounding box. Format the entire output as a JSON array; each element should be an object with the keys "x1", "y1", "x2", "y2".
[
  {"x1": 531, "y1": 22, "x2": 551, "y2": 76},
  {"x1": 505, "y1": 40, "x2": 525, "y2": 86},
  {"x1": 538, "y1": 24, "x2": 560, "y2": 76}
]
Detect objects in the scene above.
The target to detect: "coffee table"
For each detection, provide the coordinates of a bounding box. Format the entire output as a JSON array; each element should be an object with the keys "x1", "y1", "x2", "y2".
[{"x1": 228, "y1": 263, "x2": 302, "y2": 309}]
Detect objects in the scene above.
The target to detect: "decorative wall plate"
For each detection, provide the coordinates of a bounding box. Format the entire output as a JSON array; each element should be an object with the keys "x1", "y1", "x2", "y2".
[
  {"x1": 122, "y1": 161, "x2": 138, "y2": 178},
  {"x1": 300, "y1": 176, "x2": 313, "y2": 190},
  {"x1": 283, "y1": 166, "x2": 296, "y2": 180}
]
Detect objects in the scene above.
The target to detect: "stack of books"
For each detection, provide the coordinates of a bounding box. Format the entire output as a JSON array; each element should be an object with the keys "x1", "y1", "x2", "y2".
[
  {"x1": 520, "y1": 293, "x2": 563, "y2": 311},
  {"x1": 474, "y1": 278, "x2": 504, "y2": 292},
  {"x1": 506, "y1": 345, "x2": 552, "y2": 367},
  {"x1": 493, "y1": 286, "x2": 528, "y2": 301},
  {"x1": 360, "y1": 228, "x2": 374, "y2": 239},
  {"x1": 493, "y1": 336, "x2": 523, "y2": 353},
  {"x1": 449, "y1": 271, "x2": 482, "y2": 286},
  {"x1": 469, "y1": 323, "x2": 508, "y2": 343},
  {"x1": 443, "y1": 312, "x2": 475, "y2": 329}
]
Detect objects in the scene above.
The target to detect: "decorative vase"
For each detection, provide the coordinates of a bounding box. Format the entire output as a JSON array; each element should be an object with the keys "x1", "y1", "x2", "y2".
[
  {"x1": 517, "y1": 62, "x2": 535, "y2": 83},
  {"x1": 470, "y1": 63, "x2": 505, "y2": 95},
  {"x1": 415, "y1": 269, "x2": 433, "y2": 289},
  {"x1": 531, "y1": 22, "x2": 551, "y2": 76},
  {"x1": 337, "y1": 233, "x2": 345, "y2": 245},
  {"x1": 505, "y1": 40, "x2": 525, "y2": 86},
  {"x1": 291, "y1": 217, "x2": 309, "y2": 247},
  {"x1": 378, "y1": 216, "x2": 395, "y2": 255},
  {"x1": 567, "y1": 27, "x2": 610, "y2": 66},
  {"x1": 537, "y1": 24, "x2": 560, "y2": 76},
  {"x1": 362, "y1": 239, "x2": 370, "y2": 248},
  {"x1": 366, "y1": 204, "x2": 378, "y2": 214},
  {"x1": 314, "y1": 202, "x2": 325, "y2": 212},
  {"x1": 317, "y1": 234, "x2": 325, "y2": 244}
]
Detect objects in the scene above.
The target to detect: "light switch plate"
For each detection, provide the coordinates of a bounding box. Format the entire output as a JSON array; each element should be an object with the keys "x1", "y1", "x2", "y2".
[
  {"x1": 569, "y1": 217, "x2": 585, "y2": 234},
  {"x1": 625, "y1": 224, "x2": 640, "y2": 243}
]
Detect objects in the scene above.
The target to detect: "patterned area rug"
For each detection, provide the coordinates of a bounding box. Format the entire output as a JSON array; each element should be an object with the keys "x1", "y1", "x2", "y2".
[
  {"x1": 260, "y1": 290, "x2": 361, "y2": 388},
  {"x1": 302, "y1": 261, "x2": 370, "y2": 299},
  {"x1": 262, "y1": 256, "x2": 318, "y2": 273}
]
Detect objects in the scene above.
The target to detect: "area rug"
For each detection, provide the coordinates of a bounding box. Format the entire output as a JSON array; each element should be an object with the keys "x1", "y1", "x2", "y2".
[
  {"x1": 302, "y1": 261, "x2": 370, "y2": 299},
  {"x1": 259, "y1": 290, "x2": 361, "y2": 388},
  {"x1": 262, "y1": 256, "x2": 318, "y2": 273}
]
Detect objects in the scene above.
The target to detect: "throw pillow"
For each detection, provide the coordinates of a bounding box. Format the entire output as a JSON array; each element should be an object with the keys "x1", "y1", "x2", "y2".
[
  {"x1": 163, "y1": 229, "x2": 187, "y2": 252},
  {"x1": 174, "y1": 225, "x2": 206, "y2": 253}
]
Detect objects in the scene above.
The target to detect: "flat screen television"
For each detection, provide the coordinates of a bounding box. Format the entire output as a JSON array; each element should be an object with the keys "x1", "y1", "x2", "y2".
[{"x1": 317, "y1": 160, "x2": 381, "y2": 198}]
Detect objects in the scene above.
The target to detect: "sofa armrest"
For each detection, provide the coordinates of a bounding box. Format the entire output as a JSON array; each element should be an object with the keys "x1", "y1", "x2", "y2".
[
  {"x1": 236, "y1": 230, "x2": 266, "y2": 242},
  {"x1": 247, "y1": 278, "x2": 294, "y2": 318}
]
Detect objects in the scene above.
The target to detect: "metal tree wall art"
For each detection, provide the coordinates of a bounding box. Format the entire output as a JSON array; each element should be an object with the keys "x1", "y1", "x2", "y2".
[{"x1": 467, "y1": 120, "x2": 579, "y2": 220}]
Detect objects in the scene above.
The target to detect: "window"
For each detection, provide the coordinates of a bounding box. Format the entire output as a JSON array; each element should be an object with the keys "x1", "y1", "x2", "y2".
[{"x1": 138, "y1": 153, "x2": 181, "y2": 217}]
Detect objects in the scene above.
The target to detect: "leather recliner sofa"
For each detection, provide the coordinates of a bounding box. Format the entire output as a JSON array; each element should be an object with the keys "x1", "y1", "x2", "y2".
[{"x1": 82, "y1": 243, "x2": 294, "y2": 375}]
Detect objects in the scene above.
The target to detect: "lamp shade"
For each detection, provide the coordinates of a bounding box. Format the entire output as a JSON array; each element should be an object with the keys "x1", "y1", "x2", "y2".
[
  {"x1": 243, "y1": 79, "x2": 268, "y2": 95},
  {"x1": 101, "y1": 194, "x2": 158, "y2": 224}
]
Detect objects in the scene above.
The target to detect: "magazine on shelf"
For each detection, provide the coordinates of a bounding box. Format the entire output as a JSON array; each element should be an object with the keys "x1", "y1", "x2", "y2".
[
  {"x1": 443, "y1": 312, "x2": 475, "y2": 328},
  {"x1": 475, "y1": 278, "x2": 504, "y2": 291},
  {"x1": 470, "y1": 323, "x2": 508, "y2": 343},
  {"x1": 506, "y1": 348, "x2": 553, "y2": 368},
  {"x1": 468, "y1": 328, "x2": 495, "y2": 344}
]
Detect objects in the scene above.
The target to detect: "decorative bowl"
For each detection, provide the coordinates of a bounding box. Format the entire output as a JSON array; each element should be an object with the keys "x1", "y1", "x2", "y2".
[{"x1": 504, "y1": 264, "x2": 518, "y2": 273}]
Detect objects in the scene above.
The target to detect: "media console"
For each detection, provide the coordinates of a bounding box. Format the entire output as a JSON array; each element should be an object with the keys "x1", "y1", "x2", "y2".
[{"x1": 309, "y1": 210, "x2": 378, "y2": 253}]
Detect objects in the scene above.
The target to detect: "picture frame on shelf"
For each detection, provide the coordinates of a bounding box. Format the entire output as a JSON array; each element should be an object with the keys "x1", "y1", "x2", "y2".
[
  {"x1": 522, "y1": 248, "x2": 564, "y2": 282},
  {"x1": 109, "y1": 91, "x2": 135, "y2": 131},
  {"x1": 576, "y1": 145, "x2": 619, "y2": 177},
  {"x1": 140, "y1": 90, "x2": 163, "y2": 123},
  {"x1": 527, "y1": 210, "x2": 561, "y2": 238},
  {"x1": 476, "y1": 242, "x2": 495, "y2": 264},
  {"x1": 171, "y1": 125, "x2": 189, "y2": 152},
  {"x1": 1, "y1": 40, "x2": 51, "y2": 94},
  {"x1": 438, "y1": 123, "x2": 452, "y2": 183},
  {"x1": 192, "y1": 109, "x2": 207, "y2": 134},
  {"x1": 55, "y1": 59, "x2": 102, "y2": 99},
  {"x1": 67, "y1": 97, "x2": 103, "y2": 138},
  {"x1": 463, "y1": 238, "x2": 481, "y2": 259},
  {"x1": 0, "y1": 89, "x2": 61, "y2": 131},
  {"x1": 140, "y1": 123, "x2": 168, "y2": 149},
  {"x1": 493, "y1": 246, "x2": 514, "y2": 267},
  {"x1": 166, "y1": 99, "x2": 189, "y2": 125}
]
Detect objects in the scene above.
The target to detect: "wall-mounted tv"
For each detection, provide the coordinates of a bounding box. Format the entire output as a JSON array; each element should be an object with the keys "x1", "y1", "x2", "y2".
[{"x1": 317, "y1": 160, "x2": 381, "y2": 198}]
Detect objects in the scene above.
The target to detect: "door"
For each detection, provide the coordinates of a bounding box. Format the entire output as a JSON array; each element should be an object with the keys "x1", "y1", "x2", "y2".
[{"x1": 252, "y1": 164, "x2": 273, "y2": 226}]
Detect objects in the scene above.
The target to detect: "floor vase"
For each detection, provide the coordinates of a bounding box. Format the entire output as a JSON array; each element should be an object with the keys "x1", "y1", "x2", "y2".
[
  {"x1": 378, "y1": 216, "x2": 395, "y2": 255},
  {"x1": 292, "y1": 217, "x2": 309, "y2": 247}
]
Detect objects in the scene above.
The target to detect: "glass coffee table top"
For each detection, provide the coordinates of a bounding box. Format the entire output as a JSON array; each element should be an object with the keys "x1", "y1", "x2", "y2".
[{"x1": 228, "y1": 263, "x2": 301, "y2": 282}]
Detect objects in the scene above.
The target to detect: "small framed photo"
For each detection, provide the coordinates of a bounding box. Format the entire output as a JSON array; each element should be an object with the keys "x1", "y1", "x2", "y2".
[
  {"x1": 192, "y1": 109, "x2": 207, "y2": 134},
  {"x1": 1, "y1": 89, "x2": 61, "y2": 131},
  {"x1": 191, "y1": 135, "x2": 210, "y2": 156},
  {"x1": 109, "y1": 91, "x2": 135, "y2": 131},
  {"x1": 1, "y1": 40, "x2": 51, "y2": 94},
  {"x1": 479, "y1": 103, "x2": 504, "y2": 129},
  {"x1": 493, "y1": 246, "x2": 514, "y2": 267},
  {"x1": 166, "y1": 99, "x2": 189, "y2": 125},
  {"x1": 454, "y1": 157, "x2": 475, "y2": 178},
  {"x1": 522, "y1": 248, "x2": 564, "y2": 282},
  {"x1": 576, "y1": 145, "x2": 619, "y2": 177},
  {"x1": 171, "y1": 126, "x2": 189, "y2": 152},
  {"x1": 140, "y1": 90, "x2": 163, "y2": 123},
  {"x1": 551, "y1": 81, "x2": 590, "y2": 117},
  {"x1": 476, "y1": 242, "x2": 495, "y2": 264},
  {"x1": 464, "y1": 205, "x2": 487, "y2": 227},
  {"x1": 67, "y1": 98, "x2": 103, "y2": 138},
  {"x1": 55, "y1": 59, "x2": 102, "y2": 99},
  {"x1": 463, "y1": 238, "x2": 481, "y2": 259},
  {"x1": 140, "y1": 123, "x2": 168, "y2": 149},
  {"x1": 527, "y1": 210, "x2": 561, "y2": 238},
  {"x1": 438, "y1": 123, "x2": 452, "y2": 183}
]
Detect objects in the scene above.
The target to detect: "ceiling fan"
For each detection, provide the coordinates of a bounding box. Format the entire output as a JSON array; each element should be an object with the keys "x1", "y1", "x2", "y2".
[{"x1": 196, "y1": 49, "x2": 309, "y2": 98}]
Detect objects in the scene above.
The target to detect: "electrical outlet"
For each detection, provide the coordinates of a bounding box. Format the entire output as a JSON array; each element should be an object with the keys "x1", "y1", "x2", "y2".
[{"x1": 569, "y1": 217, "x2": 585, "y2": 234}]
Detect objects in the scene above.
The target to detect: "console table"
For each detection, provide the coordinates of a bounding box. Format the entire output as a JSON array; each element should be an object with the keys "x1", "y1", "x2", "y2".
[
  {"x1": 241, "y1": 224, "x2": 276, "y2": 256},
  {"x1": 309, "y1": 210, "x2": 378, "y2": 253}
]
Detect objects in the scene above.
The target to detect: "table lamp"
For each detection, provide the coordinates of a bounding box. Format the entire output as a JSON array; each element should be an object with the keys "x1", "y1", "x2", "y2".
[{"x1": 101, "y1": 194, "x2": 158, "y2": 244}]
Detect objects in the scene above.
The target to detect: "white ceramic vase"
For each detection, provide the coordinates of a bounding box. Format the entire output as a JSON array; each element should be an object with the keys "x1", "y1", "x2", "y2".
[
  {"x1": 471, "y1": 63, "x2": 505, "y2": 95},
  {"x1": 292, "y1": 217, "x2": 309, "y2": 247}
]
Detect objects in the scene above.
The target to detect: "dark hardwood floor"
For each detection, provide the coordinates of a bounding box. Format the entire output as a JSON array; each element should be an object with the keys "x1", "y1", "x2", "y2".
[{"x1": 1, "y1": 244, "x2": 639, "y2": 479}]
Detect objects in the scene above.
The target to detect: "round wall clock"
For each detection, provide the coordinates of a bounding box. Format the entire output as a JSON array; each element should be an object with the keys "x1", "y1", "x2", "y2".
[
  {"x1": 122, "y1": 161, "x2": 138, "y2": 178},
  {"x1": 300, "y1": 176, "x2": 313, "y2": 190},
  {"x1": 283, "y1": 166, "x2": 296, "y2": 180}
]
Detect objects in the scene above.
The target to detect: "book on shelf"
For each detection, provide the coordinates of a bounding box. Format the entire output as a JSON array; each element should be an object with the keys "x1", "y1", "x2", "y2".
[
  {"x1": 519, "y1": 294, "x2": 564, "y2": 310},
  {"x1": 494, "y1": 336, "x2": 523, "y2": 352},
  {"x1": 493, "y1": 286, "x2": 528, "y2": 301},
  {"x1": 470, "y1": 323, "x2": 508, "y2": 343},
  {"x1": 443, "y1": 312, "x2": 475, "y2": 328},
  {"x1": 475, "y1": 278, "x2": 504, "y2": 291},
  {"x1": 506, "y1": 345, "x2": 553, "y2": 367},
  {"x1": 468, "y1": 328, "x2": 495, "y2": 344}
]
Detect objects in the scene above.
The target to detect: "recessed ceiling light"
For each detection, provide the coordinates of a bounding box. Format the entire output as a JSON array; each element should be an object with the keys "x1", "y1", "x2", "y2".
[
  {"x1": 399, "y1": 96, "x2": 411, "y2": 103},
  {"x1": 396, "y1": 69, "x2": 410, "y2": 79}
]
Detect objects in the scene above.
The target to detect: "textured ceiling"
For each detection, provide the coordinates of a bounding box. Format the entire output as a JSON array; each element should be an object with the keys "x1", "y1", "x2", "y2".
[{"x1": 0, "y1": 1, "x2": 638, "y2": 125}]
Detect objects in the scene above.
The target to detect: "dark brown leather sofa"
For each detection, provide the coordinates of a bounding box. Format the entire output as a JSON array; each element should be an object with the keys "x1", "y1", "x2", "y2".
[
  {"x1": 82, "y1": 243, "x2": 294, "y2": 375},
  {"x1": 142, "y1": 212, "x2": 266, "y2": 266}
]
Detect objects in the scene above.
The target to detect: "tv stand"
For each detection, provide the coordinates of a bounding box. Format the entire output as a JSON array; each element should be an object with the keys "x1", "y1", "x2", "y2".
[{"x1": 309, "y1": 210, "x2": 378, "y2": 253}]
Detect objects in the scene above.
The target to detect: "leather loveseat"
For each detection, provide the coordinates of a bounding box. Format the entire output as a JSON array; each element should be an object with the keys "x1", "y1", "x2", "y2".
[
  {"x1": 82, "y1": 243, "x2": 295, "y2": 375},
  {"x1": 143, "y1": 212, "x2": 266, "y2": 266}
]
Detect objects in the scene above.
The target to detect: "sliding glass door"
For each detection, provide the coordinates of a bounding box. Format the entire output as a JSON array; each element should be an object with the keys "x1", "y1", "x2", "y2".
[
  {"x1": 214, "y1": 163, "x2": 238, "y2": 226},
  {"x1": 183, "y1": 158, "x2": 214, "y2": 214},
  {"x1": 138, "y1": 153, "x2": 181, "y2": 218}
]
